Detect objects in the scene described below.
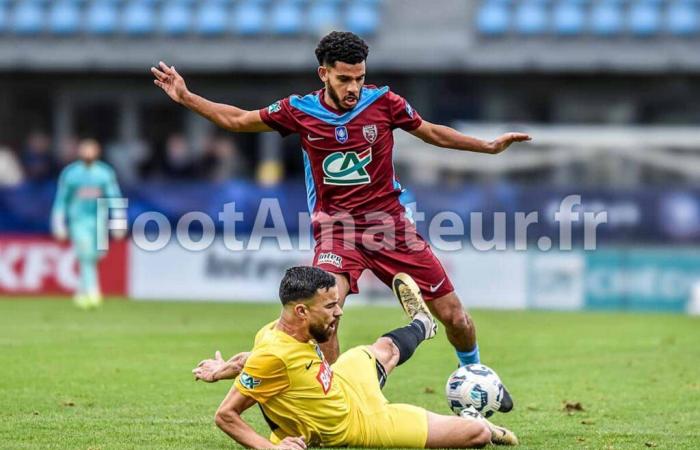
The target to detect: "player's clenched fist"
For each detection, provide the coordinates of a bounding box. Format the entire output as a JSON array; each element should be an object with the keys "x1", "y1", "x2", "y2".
[{"x1": 151, "y1": 61, "x2": 189, "y2": 104}]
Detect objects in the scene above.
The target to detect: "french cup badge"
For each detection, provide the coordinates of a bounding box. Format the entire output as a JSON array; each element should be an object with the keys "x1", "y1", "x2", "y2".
[{"x1": 335, "y1": 126, "x2": 349, "y2": 144}]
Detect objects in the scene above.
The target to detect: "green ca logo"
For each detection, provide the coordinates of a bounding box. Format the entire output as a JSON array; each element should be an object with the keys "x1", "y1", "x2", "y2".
[{"x1": 322, "y1": 148, "x2": 372, "y2": 185}]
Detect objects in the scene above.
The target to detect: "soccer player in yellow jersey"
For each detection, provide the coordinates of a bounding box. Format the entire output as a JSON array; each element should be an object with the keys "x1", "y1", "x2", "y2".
[{"x1": 193, "y1": 267, "x2": 517, "y2": 449}]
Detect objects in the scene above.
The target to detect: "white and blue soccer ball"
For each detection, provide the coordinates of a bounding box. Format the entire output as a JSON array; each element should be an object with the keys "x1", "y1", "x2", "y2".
[{"x1": 445, "y1": 364, "x2": 504, "y2": 418}]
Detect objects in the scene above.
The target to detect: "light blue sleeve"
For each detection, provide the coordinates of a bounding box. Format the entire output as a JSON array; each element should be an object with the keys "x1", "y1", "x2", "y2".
[{"x1": 51, "y1": 166, "x2": 71, "y2": 235}]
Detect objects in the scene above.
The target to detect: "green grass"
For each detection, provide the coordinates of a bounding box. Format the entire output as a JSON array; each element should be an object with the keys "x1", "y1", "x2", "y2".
[{"x1": 1, "y1": 299, "x2": 699, "y2": 449}]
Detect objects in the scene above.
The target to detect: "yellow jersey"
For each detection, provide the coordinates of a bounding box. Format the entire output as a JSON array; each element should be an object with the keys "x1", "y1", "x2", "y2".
[{"x1": 234, "y1": 321, "x2": 354, "y2": 446}]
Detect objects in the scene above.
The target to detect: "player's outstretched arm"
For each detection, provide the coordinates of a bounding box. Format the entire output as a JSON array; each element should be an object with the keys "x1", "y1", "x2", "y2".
[
  {"x1": 410, "y1": 120, "x2": 531, "y2": 155},
  {"x1": 192, "y1": 351, "x2": 250, "y2": 383},
  {"x1": 151, "y1": 61, "x2": 272, "y2": 133},
  {"x1": 51, "y1": 168, "x2": 69, "y2": 241},
  {"x1": 215, "y1": 386, "x2": 307, "y2": 450}
]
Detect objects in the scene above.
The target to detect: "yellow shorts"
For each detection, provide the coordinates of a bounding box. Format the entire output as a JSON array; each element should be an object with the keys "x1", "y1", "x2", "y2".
[{"x1": 333, "y1": 346, "x2": 429, "y2": 448}]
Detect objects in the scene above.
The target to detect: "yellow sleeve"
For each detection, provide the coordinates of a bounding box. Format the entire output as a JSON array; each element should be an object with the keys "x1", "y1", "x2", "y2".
[{"x1": 235, "y1": 351, "x2": 289, "y2": 404}]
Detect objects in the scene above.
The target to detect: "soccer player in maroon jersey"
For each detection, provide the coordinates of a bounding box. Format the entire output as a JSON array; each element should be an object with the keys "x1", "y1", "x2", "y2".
[{"x1": 152, "y1": 32, "x2": 529, "y2": 409}]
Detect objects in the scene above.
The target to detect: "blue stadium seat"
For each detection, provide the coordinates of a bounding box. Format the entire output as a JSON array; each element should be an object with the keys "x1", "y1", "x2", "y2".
[
  {"x1": 553, "y1": 1, "x2": 586, "y2": 36},
  {"x1": 629, "y1": 0, "x2": 662, "y2": 36},
  {"x1": 161, "y1": 0, "x2": 193, "y2": 36},
  {"x1": 0, "y1": 0, "x2": 8, "y2": 34},
  {"x1": 86, "y1": 0, "x2": 119, "y2": 35},
  {"x1": 48, "y1": 0, "x2": 81, "y2": 35},
  {"x1": 590, "y1": 0, "x2": 624, "y2": 36},
  {"x1": 514, "y1": 0, "x2": 549, "y2": 35},
  {"x1": 12, "y1": 0, "x2": 45, "y2": 35},
  {"x1": 476, "y1": 1, "x2": 510, "y2": 36},
  {"x1": 195, "y1": 1, "x2": 229, "y2": 36},
  {"x1": 233, "y1": 0, "x2": 265, "y2": 35},
  {"x1": 667, "y1": 0, "x2": 700, "y2": 36},
  {"x1": 308, "y1": 1, "x2": 340, "y2": 35},
  {"x1": 122, "y1": 0, "x2": 157, "y2": 36},
  {"x1": 345, "y1": 1, "x2": 380, "y2": 36},
  {"x1": 270, "y1": 0, "x2": 303, "y2": 35}
]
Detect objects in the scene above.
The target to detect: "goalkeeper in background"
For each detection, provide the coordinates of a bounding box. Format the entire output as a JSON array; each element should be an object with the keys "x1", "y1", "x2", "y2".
[{"x1": 51, "y1": 139, "x2": 126, "y2": 308}]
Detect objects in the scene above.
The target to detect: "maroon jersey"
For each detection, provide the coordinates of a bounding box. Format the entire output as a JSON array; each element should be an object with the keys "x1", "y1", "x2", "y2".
[{"x1": 259, "y1": 85, "x2": 422, "y2": 228}]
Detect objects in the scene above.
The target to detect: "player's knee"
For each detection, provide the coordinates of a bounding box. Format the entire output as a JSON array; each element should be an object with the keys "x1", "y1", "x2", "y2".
[{"x1": 442, "y1": 308, "x2": 470, "y2": 334}]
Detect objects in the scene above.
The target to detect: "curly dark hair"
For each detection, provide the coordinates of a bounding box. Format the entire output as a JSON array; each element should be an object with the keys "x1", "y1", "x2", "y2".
[
  {"x1": 315, "y1": 31, "x2": 369, "y2": 66},
  {"x1": 279, "y1": 266, "x2": 336, "y2": 305}
]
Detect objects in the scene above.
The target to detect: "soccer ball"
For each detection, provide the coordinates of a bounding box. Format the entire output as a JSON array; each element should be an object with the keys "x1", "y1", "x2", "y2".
[{"x1": 445, "y1": 364, "x2": 504, "y2": 418}]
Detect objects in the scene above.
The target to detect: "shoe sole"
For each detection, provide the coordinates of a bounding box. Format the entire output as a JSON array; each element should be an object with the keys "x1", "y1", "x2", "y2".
[{"x1": 392, "y1": 273, "x2": 437, "y2": 338}]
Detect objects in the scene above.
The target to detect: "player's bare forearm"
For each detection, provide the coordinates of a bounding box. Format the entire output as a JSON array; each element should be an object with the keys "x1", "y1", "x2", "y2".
[
  {"x1": 410, "y1": 121, "x2": 531, "y2": 155},
  {"x1": 216, "y1": 410, "x2": 277, "y2": 449},
  {"x1": 193, "y1": 351, "x2": 250, "y2": 382},
  {"x1": 215, "y1": 388, "x2": 306, "y2": 450},
  {"x1": 215, "y1": 387, "x2": 273, "y2": 448},
  {"x1": 151, "y1": 61, "x2": 271, "y2": 133},
  {"x1": 215, "y1": 410, "x2": 275, "y2": 449},
  {"x1": 180, "y1": 92, "x2": 269, "y2": 133}
]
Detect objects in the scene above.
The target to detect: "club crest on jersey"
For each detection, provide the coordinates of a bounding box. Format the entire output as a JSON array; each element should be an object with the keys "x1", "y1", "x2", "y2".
[
  {"x1": 268, "y1": 101, "x2": 281, "y2": 113},
  {"x1": 335, "y1": 126, "x2": 349, "y2": 144},
  {"x1": 316, "y1": 360, "x2": 333, "y2": 395},
  {"x1": 322, "y1": 148, "x2": 372, "y2": 185},
  {"x1": 362, "y1": 124, "x2": 378, "y2": 144}
]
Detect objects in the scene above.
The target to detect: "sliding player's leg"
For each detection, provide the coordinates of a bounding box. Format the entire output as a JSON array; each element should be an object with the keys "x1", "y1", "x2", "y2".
[
  {"x1": 368, "y1": 238, "x2": 515, "y2": 411},
  {"x1": 367, "y1": 272, "x2": 437, "y2": 377},
  {"x1": 424, "y1": 411, "x2": 491, "y2": 448}
]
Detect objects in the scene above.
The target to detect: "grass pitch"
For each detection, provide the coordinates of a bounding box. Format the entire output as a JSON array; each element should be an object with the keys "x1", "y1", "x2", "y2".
[{"x1": 1, "y1": 299, "x2": 698, "y2": 449}]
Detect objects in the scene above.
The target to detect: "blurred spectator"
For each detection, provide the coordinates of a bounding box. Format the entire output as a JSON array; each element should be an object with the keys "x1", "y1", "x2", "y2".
[
  {"x1": 105, "y1": 139, "x2": 150, "y2": 186},
  {"x1": 21, "y1": 130, "x2": 56, "y2": 181},
  {"x1": 198, "y1": 135, "x2": 248, "y2": 182},
  {"x1": 56, "y1": 135, "x2": 79, "y2": 167},
  {"x1": 0, "y1": 146, "x2": 24, "y2": 186},
  {"x1": 162, "y1": 133, "x2": 195, "y2": 179}
]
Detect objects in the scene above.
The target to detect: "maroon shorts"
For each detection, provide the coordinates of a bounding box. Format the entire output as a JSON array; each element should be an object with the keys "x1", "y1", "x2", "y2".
[{"x1": 312, "y1": 226, "x2": 454, "y2": 301}]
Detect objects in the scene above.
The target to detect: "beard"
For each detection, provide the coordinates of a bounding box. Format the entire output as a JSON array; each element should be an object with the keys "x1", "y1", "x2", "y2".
[
  {"x1": 309, "y1": 321, "x2": 334, "y2": 343},
  {"x1": 327, "y1": 83, "x2": 360, "y2": 112}
]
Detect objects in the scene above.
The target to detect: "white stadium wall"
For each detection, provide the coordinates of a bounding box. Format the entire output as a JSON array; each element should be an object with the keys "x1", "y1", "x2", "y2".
[{"x1": 128, "y1": 239, "x2": 536, "y2": 309}]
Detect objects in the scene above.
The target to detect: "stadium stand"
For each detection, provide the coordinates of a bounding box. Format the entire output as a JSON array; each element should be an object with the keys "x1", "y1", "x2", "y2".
[
  {"x1": 195, "y1": 0, "x2": 228, "y2": 36},
  {"x1": 307, "y1": 0, "x2": 340, "y2": 35},
  {"x1": 475, "y1": 0, "x2": 700, "y2": 38},
  {"x1": 122, "y1": 0, "x2": 158, "y2": 36},
  {"x1": 161, "y1": 0, "x2": 194, "y2": 36},
  {"x1": 48, "y1": 0, "x2": 82, "y2": 36},
  {"x1": 476, "y1": 0, "x2": 510, "y2": 36},
  {"x1": 11, "y1": 0, "x2": 44, "y2": 35},
  {"x1": 552, "y1": 0, "x2": 587, "y2": 36},
  {"x1": 514, "y1": 0, "x2": 549, "y2": 35},
  {"x1": 270, "y1": 0, "x2": 305, "y2": 35},
  {"x1": 0, "y1": 0, "x2": 384, "y2": 37},
  {"x1": 85, "y1": 0, "x2": 120, "y2": 35}
]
